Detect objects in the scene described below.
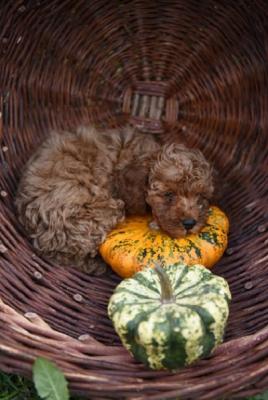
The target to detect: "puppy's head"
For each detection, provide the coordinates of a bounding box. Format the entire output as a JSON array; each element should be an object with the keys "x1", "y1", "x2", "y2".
[{"x1": 146, "y1": 144, "x2": 214, "y2": 238}]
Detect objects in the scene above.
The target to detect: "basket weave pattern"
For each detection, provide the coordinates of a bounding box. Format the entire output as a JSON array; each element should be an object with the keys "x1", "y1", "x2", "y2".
[{"x1": 0, "y1": 1, "x2": 268, "y2": 398}]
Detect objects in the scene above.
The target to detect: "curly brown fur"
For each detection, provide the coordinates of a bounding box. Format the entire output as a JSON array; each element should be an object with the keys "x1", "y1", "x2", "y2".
[
  {"x1": 145, "y1": 144, "x2": 214, "y2": 238},
  {"x1": 15, "y1": 126, "x2": 214, "y2": 274}
]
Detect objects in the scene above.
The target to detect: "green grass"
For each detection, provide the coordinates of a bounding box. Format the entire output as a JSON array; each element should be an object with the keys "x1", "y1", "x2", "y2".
[
  {"x1": 0, "y1": 372, "x2": 36, "y2": 400},
  {"x1": 246, "y1": 394, "x2": 268, "y2": 400},
  {"x1": 0, "y1": 372, "x2": 83, "y2": 400},
  {"x1": 0, "y1": 371, "x2": 267, "y2": 400}
]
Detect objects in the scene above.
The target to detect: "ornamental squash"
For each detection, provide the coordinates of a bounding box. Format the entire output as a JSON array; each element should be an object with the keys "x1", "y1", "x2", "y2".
[
  {"x1": 108, "y1": 263, "x2": 231, "y2": 370},
  {"x1": 100, "y1": 206, "x2": 229, "y2": 278}
]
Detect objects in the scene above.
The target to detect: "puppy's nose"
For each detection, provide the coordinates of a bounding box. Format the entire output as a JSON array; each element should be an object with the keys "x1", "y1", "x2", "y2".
[{"x1": 182, "y1": 218, "x2": 197, "y2": 230}]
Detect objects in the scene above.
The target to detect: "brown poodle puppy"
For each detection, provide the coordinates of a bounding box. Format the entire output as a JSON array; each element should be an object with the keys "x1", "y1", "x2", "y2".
[{"x1": 15, "y1": 126, "x2": 214, "y2": 274}]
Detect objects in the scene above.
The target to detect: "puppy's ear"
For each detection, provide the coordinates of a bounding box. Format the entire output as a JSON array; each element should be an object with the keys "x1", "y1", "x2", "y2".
[{"x1": 115, "y1": 161, "x2": 150, "y2": 215}]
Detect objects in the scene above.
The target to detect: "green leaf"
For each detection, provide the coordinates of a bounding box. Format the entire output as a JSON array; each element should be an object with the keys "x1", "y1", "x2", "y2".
[{"x1": 33, "y1": 357, "x2": 69, "y2": 400}]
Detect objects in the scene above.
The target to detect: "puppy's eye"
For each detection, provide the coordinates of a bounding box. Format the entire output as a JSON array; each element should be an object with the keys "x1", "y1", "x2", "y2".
[
  {"x1": 164, "y1": 191, "x2": 174, "y2": 200},
  {"x1": 198, "y1": 196, "x2": 208, "y2": 209}
]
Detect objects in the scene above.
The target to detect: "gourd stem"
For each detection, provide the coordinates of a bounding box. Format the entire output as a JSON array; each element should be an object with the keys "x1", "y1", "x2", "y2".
[{"x1": 154, "y1": 264, "x2": 174, "y2": 303}]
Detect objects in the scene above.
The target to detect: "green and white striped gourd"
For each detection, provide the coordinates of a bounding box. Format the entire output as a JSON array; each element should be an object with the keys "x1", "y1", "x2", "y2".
[{"x1": 108, "y1": 263, "x2": 231, "y2": 370}]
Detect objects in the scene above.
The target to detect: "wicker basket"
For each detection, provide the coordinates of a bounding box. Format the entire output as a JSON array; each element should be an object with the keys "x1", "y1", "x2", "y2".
[{"x1": 0, "y1": 1, "x2": 268, "y2": 398}]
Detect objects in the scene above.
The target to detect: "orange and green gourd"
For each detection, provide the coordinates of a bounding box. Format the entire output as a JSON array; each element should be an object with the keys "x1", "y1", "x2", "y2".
[{"x1": 99, "y1": 206, "x2": 229, "y2": 278}]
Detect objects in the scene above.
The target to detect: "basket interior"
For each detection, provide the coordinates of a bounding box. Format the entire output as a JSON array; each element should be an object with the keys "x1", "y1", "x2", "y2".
[{"x1": 0, "y1": 0, "x2": 268, "y2": 397}]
